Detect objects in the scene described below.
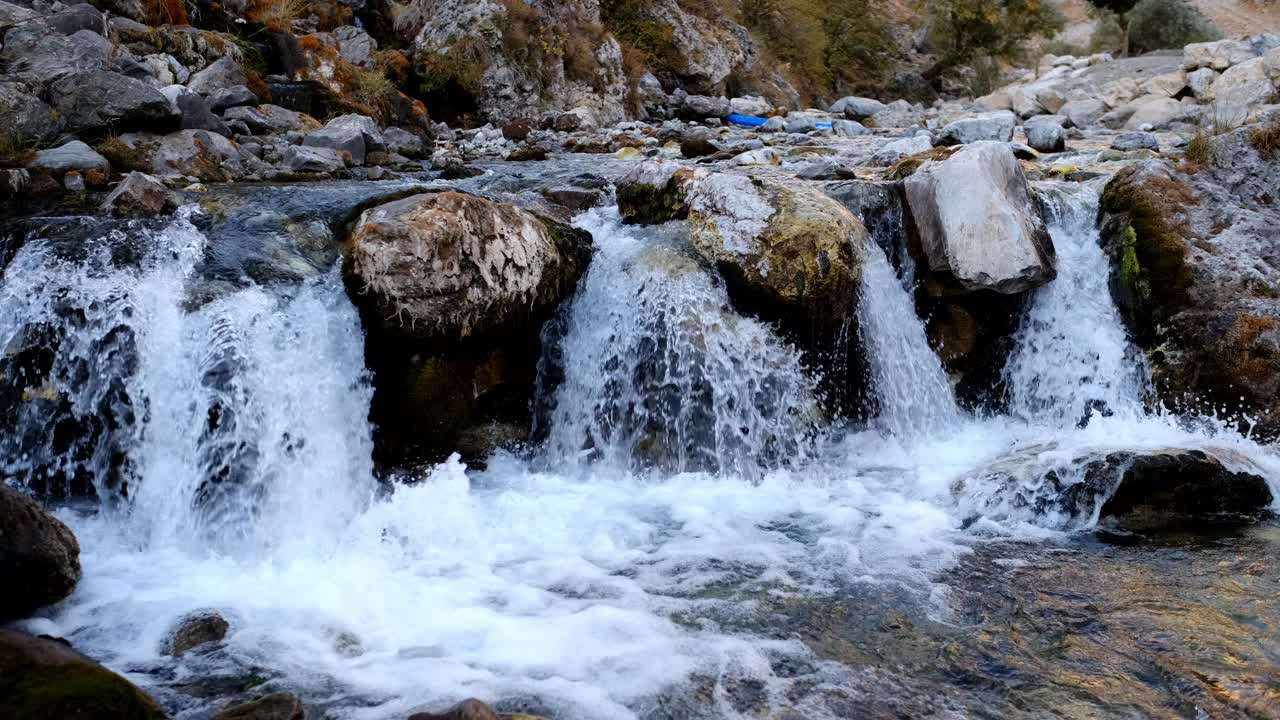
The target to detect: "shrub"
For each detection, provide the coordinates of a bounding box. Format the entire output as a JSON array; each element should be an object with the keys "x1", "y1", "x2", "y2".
[
  {"x1": 1088, "y1": 9, "x2": 1126, "y2": 52},
  {"x1": 417, "y1": 35, "x2": 489, "y2": 96},
  {"x1": 1127, "y1": 0, "x2": 1218, "y2": 53},
  {"x1": 0, "y1": 133, "x2": 36, "y2": 168},
  {"x1": 1185, "y1": 127, "x2": 1214, "y2": 165},
  {"x1": 922, "y1": 0, "x2": 1065, "y2": 80},
  {"x1": 600, "y1": 0, "x2": 681, "y2": 76},
  {"x1": 348, "y1": 66, "x2": 397, "y2": 122},
  {"x1": 246, "y1": 0, "x2": 307, "y2": 32},
  {"x1": 1251, "y1": 118, "x2": 1280, "y2": 161}
]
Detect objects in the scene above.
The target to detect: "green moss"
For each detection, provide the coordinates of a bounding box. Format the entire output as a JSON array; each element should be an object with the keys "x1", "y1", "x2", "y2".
[
  {"x1": 0, "y1": 642, "x2": 166, "y2": 720},
  {"x1": 1119, "y1": 225, "x2": 1145, "y2": 299}
]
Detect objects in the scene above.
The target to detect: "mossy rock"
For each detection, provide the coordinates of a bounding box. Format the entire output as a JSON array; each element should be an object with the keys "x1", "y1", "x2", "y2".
[
  {"x1": 1098, "y1": 161, "x2": 1197, "y2": 342},
  {"x1": 0, "y1": 630, "x2": 166, "y2": 720}
]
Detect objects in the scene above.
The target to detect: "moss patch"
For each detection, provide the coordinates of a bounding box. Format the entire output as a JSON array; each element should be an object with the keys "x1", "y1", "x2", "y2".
[{"x1": 0, "y1": 632, "x2": 166, "y2": 720}]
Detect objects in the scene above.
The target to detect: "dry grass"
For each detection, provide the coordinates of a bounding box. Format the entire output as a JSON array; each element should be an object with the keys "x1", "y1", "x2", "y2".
[
  {"x1": 1250, "y1": 118, "x2": 1280, "y2": 161},
  {"x1": 0, "y1": 132, "x2": 36, "y2": 168},
  {"x1": 247, "y1": 0, "x2": 308, "y2": 32},
  {"x1": 1185, "y1": 127, "x2": 1214, "y2": 165}
]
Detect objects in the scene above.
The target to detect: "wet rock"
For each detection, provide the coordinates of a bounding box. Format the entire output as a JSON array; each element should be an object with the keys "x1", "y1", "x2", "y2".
[
  {"x1": 49, "y1": 70, "x2": 178, "y2": 135},
  {"x1": 542, "y1": 185, "x2": 605, "y2": 214},
  {"x1": 1025, "y1": 123, "x2": 1065, "y2": 153},
  {"x1": 347, "y1": 190, "x2": 592, "y2": 464},
  {"x1": 615, "y1": 160, "x2": 700, "y2": 224},
  {"x1": 0, "y1": 630, "x2": 164, "y2": 719},
  {"x1": 1087, "y1": 450, "x2": 1274, "y2": 530},
  {"x1": 903, "y1": 141, "x2": 1055, "y2": 294},
  {"x1": 162, "y1": 610, "x2": 229, "y2": 656},
  {"x1": 829, "y1": 96, "x2": 887, "y2": 121},
  {"x1": 0, "y1": 486, "x2": 80, "y2": 620},
  {"x1": 506, "y1": 146, "x2": 548, "y2": 162},
  {"x1": 935, "y1": 111, "x2": 1016, "y2": 145},
  {"x1": 408, "y1": 698, "x2": 499, "y2": 720},
  {"x1": 1100, "y1": 128, "x2": 1280, "y2": 437},
  {"x1": 101, "y1": 172, "x2": 174, "y2": 217},
  {"x1": 283, "y1": 145, "x2": 345, "y2": 174},
  {"x1": 188, "y1": 56, "x2": 249, "y2": 96},
  {"x1": 439, "y1": 160, "x2": 483, "y2": 179},
  {"x1": 213, "y1": 691, "x2": 305, "y2": 720},
  {"x1": 686, "y1": 173, "x2": 864, "y2": 342},
  {"x1": 1112, "y1": 131, "x2": 1158, "y2": 152}
]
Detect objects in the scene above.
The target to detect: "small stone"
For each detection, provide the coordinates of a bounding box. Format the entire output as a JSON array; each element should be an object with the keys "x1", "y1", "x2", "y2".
[
  {"x1": 1026, "y1": 123, "x2": 1065, "y2": 153},
  {"x1": 679, "y1": 129, "x2": 719, "y2": 158},
  {"x1": 62, "y1": 171, "x2": 85, "y2": 192}
]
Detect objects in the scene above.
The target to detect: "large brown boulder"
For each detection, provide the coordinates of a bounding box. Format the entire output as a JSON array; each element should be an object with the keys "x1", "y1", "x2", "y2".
[
  {"x1": 0, "y1": 629, "x2": 165, "y2": 719},
  {"x1": 346, "y1": 191, "x2": 592, "y2": 464},
  {"x1": 1098, "y1": 125, "x2": 1280, "y2": 438},
  {"x1": 0, "y1": 485, "x2": 80, "y2": 621}
]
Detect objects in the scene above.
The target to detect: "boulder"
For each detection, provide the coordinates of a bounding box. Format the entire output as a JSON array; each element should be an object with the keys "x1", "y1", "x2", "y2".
[
  {"x1": 187, "y1": 56, "x2": 248, "y2": 96},
  {"x1": 0, "y1": 26, "x2": 110, "y2": 84},
  {"x1": 348, "y1": 191, "x2": 591, "y2": 342},
  {"x1": 162, "y1": 610, "x2": 229, "y2": 656},
  {"x1": 935, "y1": 111, "x2": 1017, "y2": 145},
  {"x1": 1187, "y1": 67, "x2": 1220, "y2": 99},
  {"x1": 679, "y1": 95, "x2": 731, "y2": 120},
  {"x1": 869, "y1": 100, "x2": 922, "y2": 128},
  {"x1": 101, "y1": 172, "x2": 173, "y2": 217},
  {"x1": 0, "y1": 81, "x2": 59, "y2": 142},
  {"x1": 27, "y1": 141, "x2": 108, "y2": 177},
  {"x1": 213, "y1": 692, "x2": 305, "y2": 720},
  {"x1": 730, "y1": 95, "x2": 773, "y2": 116},
  {"x1": 346, "y1": 191, "x2": 592, "y2": 463},
  {"x1": 1112, "y1": 131, "x2": 1158, "y2": 152},
  {"x1": 1098, "y1": 129, "x2": 1280, "y2": 436},
  {"x1": 167, "y1": 87, "x2": 231, "y2": 137},
  {"x1": 283, "y1": 144, "x2": 345, "y2": 173},
  {"x1": 1100, "y1": 77, "x2": 1142, "y2": 109},
  {"x1": 1143, "y1": 70, "x2": 1187, "y2": 98},
  {"x1": 761, "y1": 116, "x2": 786, "y2": 132},
  {"x1": 0, "y1": 486, "x2": 80, "y2": 620},
  {"x1": 1208, "y1": 57, "x2": 1277, "y2": 129},
  {"x1": 222, "y1": 105, "x2": 321, "y2": 135},
  {"x1": 334, "y1": 25, "x2": 376, "y2": 67},
  {"x1": 1124, "y1": 97, "x2": 1191, "y2": 130},
  {"x1": 49, "y1": 70, "x2": 177, "y2": 135},
  {"x1": 830, "y1": 96, "x2": 887, "y2": 120},
  {"x1": 1060, "y1": 98, "x2": 1106, "y2": 128},
  {"x1": 869, "y1": 134, "x2": 934, "y2": 165},
  {"x1": 409, "y1": 698, "x2": 500, "y2": 720},
  {"x1": 303, "y1": 126, "x2": 365, "y2": 165},
  {"x1": 208, "y1": 85, "x2": 259, "y2": 114},
  {"x1": 679, "y1": 128, "x2": 720, "y2": 158},
  {"x1": 903, "y1": 141, "x2": 1055, "y2": 294},
  {"x1": 832, "y1": 119, "x2": 867, "y2": 137},
  {"x1": 1089, "y1": 450, "x2": 1274, "y2": 530},
  {"x1": 1025, "y1": 123, "x2": 1065, "y2": 153},
  {"x1": 685, "y1": 173, "x2": 864, "y2": 340},
  {"x1": 616, "y1": 160, "x2": 700, "y2": 223},
  {"x1": 0, "y1": 630, "x2": 164, "y2": 719},
  {"x1": 382, "y1": 127, "x2": 425, "y2": 158},
  {"x1": 1184, "y1": 39, "x2": 1258, "y2": 71},
  {"x1": 109, "y1": 130, "x2": 244, "y2": 182}
]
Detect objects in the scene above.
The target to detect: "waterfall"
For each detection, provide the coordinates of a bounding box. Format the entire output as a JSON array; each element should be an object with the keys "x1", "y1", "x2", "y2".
[
  {"x1": 857, "y1": 240, "x2": 961, "y2": 438},
  {"x1": 1003, "y1": 184, "x2": 1147, "y2": 427},
  {"x1": 542, "y1": 208, "x2": 820, "y2": 477},
  {"x1": 0, "y1": 209, "x2": 375, "y2": 557}
]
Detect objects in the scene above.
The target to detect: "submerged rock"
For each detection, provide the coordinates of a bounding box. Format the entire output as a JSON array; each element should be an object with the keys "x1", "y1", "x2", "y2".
[
  {"x1": 0, "y1": 629, "x2": 164, "y2": 719},
  {"x1": 903, "y1": 141, "x2": 1055, "y2": 294},
  {"x1": 213, "y1": 691, "x2": 305, "y2": 720},
  {"x1": 0, "y1": 485, "x2": 80, "y2": 621},
  {"x1": 162, "y1": 610, "x2": 230, "y2": 656}
]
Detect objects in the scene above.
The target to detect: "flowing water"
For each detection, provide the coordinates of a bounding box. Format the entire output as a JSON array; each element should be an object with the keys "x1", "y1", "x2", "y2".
[{"x1": 2, "y1": 179, "x2": 1279, "y2": 719}]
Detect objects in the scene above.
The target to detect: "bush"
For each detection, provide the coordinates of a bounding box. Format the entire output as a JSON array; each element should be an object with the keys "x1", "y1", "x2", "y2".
[
  {"x1": 601, "y1": 0, "x2": 681, "y2": 77},
  {"x1": 1088, "y1": 10, "x2": 1126, "y2": 52},
  {"x1": 246, "y1": 0, "x2": 307, "y2": 32},
  {"x1": 922, "y1": 0, "x2": 1065, "y2": 78},
  {"x1": 1127, "y1": 0, "x2": 1218, "y2": 53},
  {"x1": 1251, "y1": 118, "x2": 1280, "y2": 161}
]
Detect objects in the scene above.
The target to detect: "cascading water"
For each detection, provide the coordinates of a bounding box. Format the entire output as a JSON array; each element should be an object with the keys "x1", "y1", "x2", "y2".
[
  {"x1": 1003, "y1": 182, "x2": 1147, "y2": 427},
  {"x1": 2, "y1": 179, "x2": 1277, "y2": 719},
  {"x1": 542, "y1": 208, "x2": 820, "y2": 478},
  {"x1": 857, "y1": 240, "x2": 961, "y2": 438}
]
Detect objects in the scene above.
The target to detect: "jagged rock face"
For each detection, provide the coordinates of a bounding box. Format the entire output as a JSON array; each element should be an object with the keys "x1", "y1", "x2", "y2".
[
  {"x1": 404, "y1": 0, "x2": 628, "y2": 125},
  {"x1": 1099, "y1": 127, "x2": 1280, "y2": 438},
  {"x1": 346, "y1": 190, "x2": 592, "y2": 464},
  {"x1": 904, "y1": 141, "x2": 1055, "y2": 294}
]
